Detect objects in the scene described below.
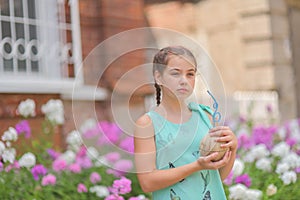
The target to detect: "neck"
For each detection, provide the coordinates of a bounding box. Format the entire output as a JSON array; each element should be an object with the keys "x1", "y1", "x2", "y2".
[{"x1": 159, "y1": 96, "x2": 189, "y2": 114}]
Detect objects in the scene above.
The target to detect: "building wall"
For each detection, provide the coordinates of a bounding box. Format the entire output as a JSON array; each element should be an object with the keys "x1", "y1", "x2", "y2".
[{"x1": 144, "y1": 0, "x2": 299, "y2": 121}]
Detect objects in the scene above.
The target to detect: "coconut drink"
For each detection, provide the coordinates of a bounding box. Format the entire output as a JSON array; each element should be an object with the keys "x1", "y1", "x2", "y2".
[
  {"x1": 200, "y1": 134, "x2": 228, "y2": 161},
  {"x1": 199, "y1": 90, "x2": 227, "y2": 161}
]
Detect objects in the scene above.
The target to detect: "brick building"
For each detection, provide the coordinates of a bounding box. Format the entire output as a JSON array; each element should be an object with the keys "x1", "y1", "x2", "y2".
[{"x1": 0, "y1": 0, "x2": 299, "y2": 149}]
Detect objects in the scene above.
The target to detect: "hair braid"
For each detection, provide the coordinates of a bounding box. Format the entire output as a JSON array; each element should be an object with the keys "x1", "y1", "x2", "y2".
[{"x1": 154, "y1": 83, "x2": 161, "y2": 106}]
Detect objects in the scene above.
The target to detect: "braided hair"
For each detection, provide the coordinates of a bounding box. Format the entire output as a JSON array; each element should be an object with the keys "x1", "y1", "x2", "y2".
[{"x1": 153, "y1": 46, "x2": 197, "y2": 106}]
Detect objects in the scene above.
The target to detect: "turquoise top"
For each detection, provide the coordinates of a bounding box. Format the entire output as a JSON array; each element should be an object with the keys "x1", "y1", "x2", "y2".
[{"x1": 146, "y1": 102, "x2": 227, "y2": 200}]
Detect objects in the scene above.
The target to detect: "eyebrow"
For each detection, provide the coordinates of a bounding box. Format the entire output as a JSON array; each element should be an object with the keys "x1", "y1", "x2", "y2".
[{"x1": 169, "y1": 68, "x2": 196, "y2": 72}]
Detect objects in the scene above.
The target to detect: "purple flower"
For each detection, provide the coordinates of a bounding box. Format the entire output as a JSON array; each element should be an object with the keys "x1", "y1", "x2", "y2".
[
  {"x1": 15, "y1": 120, "x2": 31, "y2": 138},
  {"x1": 69, "y1": 163, "x2": 81, "y2": 173},
  {"x1": 52, "y1": 159, "x2": 67, "y2": 172},
  {"x1": 252, "y1": 125, "x2": 277, "y2": 149},
  {"x1": 41, "y1": 174, "x2": 56, "y2": 186},
  {"x1": 47, "y1": 148, "x2": 60, "y2": 160},
  {"x1": 286, "y1": 137, "x2": 297, "y2": 147},
  {"x1": 237, "y1": 133, "x2": 253, "y2": 150},
  {"x1": 90, "y1": 172, "x2": 101, "y2": 184},
  {"x1": 111, "y1": 176, "x2": 132, "y2": 195},
  {"x1": 105, "y1": 194, "x2": 125, "y2": 200},
  {"x1": 119, "y1": 136, "x2": 134, "y2": 153},
  {"x1": 235, "y1": 174, "x2": 251, "y2": 187},
  {"x1": 266, "y1": 104, "x2": 273, "y2": 113},
  {"x1": 77, "y1": 183, "x2": 88, "y2": 193},
  {"x1": 31, "y1": 164, "x2": 47, "y2": 181}
]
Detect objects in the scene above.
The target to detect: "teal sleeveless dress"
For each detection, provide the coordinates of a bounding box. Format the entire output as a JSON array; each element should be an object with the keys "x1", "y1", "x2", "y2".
[{"x1": 146, "y1": 102, "x2": 227, "y2": 200}]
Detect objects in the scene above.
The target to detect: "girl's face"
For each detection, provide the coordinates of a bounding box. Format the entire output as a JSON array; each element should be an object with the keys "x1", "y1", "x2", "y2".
[{"x1": 156, "y1": 55, "x2": 196, "y2": 101}]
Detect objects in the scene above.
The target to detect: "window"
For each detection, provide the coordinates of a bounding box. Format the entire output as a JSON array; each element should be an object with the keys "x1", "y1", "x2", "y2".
[{"x1": 0, "y1": 0, "x2": 83, "y2": 92}]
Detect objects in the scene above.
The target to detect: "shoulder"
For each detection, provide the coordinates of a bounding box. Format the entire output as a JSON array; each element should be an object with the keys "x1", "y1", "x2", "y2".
[{"x1": 134, "y1": 114, "x2": 155, "y2": 139}]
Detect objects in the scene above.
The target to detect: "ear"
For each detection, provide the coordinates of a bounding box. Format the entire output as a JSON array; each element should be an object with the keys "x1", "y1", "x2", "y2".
[{"x1": 154, "y1": 70, "x2": 163, "y2": 85}]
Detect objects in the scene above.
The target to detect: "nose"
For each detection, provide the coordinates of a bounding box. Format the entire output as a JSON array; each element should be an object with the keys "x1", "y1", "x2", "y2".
[{"x1": 179, "y1": 75, "x2": 188, "y2": 85}]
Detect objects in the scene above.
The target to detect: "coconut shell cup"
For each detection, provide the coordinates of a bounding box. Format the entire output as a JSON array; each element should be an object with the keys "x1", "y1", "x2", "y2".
[{"x1": 199, "y1": 134, "x2": 229, "y2": 162}]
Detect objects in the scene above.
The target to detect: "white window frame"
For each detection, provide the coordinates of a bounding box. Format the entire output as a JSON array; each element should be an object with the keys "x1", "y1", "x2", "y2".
[{"x1": 0, "y1": 0, "x2": 90, "y2": 95}]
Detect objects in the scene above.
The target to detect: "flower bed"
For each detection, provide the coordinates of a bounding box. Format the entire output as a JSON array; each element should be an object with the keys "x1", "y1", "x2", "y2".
[
  {"x1": 0, "y1": 99, "x2": 149, "y2": 200},
  {"x1": 223, "y1": 115, "x2": 300, "y2": 199},
  {"x1": 1, "y1": 99, "x2": 300, "y2": 199}
]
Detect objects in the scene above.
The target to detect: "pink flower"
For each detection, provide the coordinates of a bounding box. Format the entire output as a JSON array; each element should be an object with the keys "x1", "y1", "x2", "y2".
[
  {"x1": 223, "y1": 171, "x2": 233, "y2": 186},
  {"x1": 77, "y1": 146, "x2": 87, "y2": 157},
  {"x1": 90, "y1": 172, "x2": 101, "y2": 184},
  {"x1": 105, "y1": 194, "x2": 125, "y2": 200},
  {"x1": 105, "y1": 152, "x2": 121, "y2": 163},
  {"x1": 97, "y1": 121, "x2": 122, "y2": 145},
  {"x1": 76, "y1": 156, "x2": 93, "y2": 169},
  {"x1": 52, "y1": 159, "x2": 67, "y2": 172},
  {"x1": 41, "y1": 174, "x2": 56, "y2": 186},
  {"x1": 111, "y1": 176, "x2": 132, "y2": 195},
  {"x1": 5, "y1": 161, "x2": 20, "y2": 172},
  {"x1": 77, "y1": 183, "x2": 88, "y2": 193},
  {"x1": 15, "y1": 120, "x2": 31, "y2": 138},
  {"x1": 0, "y1": 162, "x2": 3, "y2": 171},
  {"x1": 129, "y1": 197, "x2": 141, "y2": 200},
  {"x1": 69, "y1": 163, "x2": 81, "y2": 173},
  {"x1": 119, "y1": 136, "x2": 134, "y2": 153}
]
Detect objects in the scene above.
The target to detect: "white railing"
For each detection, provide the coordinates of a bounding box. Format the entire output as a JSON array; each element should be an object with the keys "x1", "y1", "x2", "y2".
[
  {"x1": 233, "y1": 90, "x2": 280, "y2": 123},
  {"x1": 0, "y1": 0, "x2": 83, "y2": 93}
]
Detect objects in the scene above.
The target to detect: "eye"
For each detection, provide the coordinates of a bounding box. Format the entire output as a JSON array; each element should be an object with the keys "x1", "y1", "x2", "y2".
[
  {"x1": 187, "y1": 72, "x2": 195, "y2": 77},
  {"x1": 170, "y1": 71, "x2": 180, "y2": 76}
]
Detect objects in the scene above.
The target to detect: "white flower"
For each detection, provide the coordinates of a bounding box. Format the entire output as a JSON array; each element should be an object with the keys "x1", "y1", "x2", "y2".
[
  {"x1": 59, "y1": 150, "x2": 76, "y2": 164},
  {"x1": 89, "y1": 185, "x2": 109, "y2": 198},
  {"x1": 137, "y1": 194, "x2": 148, "y2": 200},
  {"x1": 2, "y1": 148, "x2": 16, "y2": 163},
  {"x1": 277, "y1": 127, "x2": 286, "y2": 140},
  {"x1": 41, "y1": 99, "x2": 64, "y2": 125},
  {"x1": 272, "y1": 142, "x2": 290, "y2": 158},
  {"x1": 281, "y1": 152, "x2": 300, "y2": 169},
  {"x1": 19, "y1": 152, "x2": 36, "y2": 168},
  {"x1": 266, "y1": 184, "x2": 277, "y2": 196},
  {"x1": 280, "y1": 171, "x2": 297, "y2": 185},
  {"x1": 243, "y1": 144, "x2": 269, "y2": 163},
  {"x1": 232, "y1": 159, "x2": 244, "y2": 177},
  {"x1": 2, "y1": 127, "x2": 18, "y2": 142},
  {"x1": 289, "y1": 119, "x2": 300, "y2": 142},
  {"x1": 66, "y1": 130, "x2": 82, "y2": 149},
  {"x1": 245, "y1": 189, "x2": 262, "y2": 200},
  {"x1": 79, "y1": 118, "x2": 97, "y2": 133},
  {"x1": 0, "y1": 141, "x2": 5, "y2": 155},
  {"x1": 276, "y1": 163, "x2": 290, "y2": 174},
  {"x1": 229, "y1": 184, "x2": 247, "y2": 200},
  {"x1": 256, "y1": 158, "x2": 272, "y2": 172},
  {"x1": 17, "y1": 99, "x2": 36, "y2": 117},
  {"x1": 87, "y1": 146, "x2": 99, "y2": 160},
  {"x1": 95, "y1": 156, "x2": 109, "y2": 167}
]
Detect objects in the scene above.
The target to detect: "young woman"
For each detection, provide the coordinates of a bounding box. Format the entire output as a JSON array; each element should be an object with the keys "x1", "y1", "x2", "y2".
[{"x1": 134, "y1": 46, "x2": 237, "y2": 199}]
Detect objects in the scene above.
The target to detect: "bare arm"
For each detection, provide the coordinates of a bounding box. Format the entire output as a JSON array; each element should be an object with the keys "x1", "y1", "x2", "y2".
[
  {"x1": 134, "y1": 114, "x2": 230, "y2": 192},
  {"x1": 209, "y1": 126, "x2": 238, "y2": 180}
]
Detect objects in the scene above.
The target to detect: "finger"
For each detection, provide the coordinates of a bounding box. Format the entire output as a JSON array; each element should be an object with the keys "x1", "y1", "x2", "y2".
[
  {"x1": 209, "y1": 129, "x2": 232, "y2": 137},
  {"x1": 209, "y1": 126, "x2": 230, "y2": 133}
]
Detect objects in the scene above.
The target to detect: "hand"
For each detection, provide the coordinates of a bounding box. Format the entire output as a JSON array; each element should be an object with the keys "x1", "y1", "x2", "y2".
[
  {"x1": 209, "y1": 126, "x2": 238, "y2": 152},
  {"x1": 197, "y1": 150, "x2": 232, "y2": 170}
]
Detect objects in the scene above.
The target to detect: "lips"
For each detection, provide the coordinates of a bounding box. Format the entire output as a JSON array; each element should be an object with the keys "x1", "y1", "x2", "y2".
[{"x1": 177, "y1": 88, "x2": 189, "y2": 93}]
